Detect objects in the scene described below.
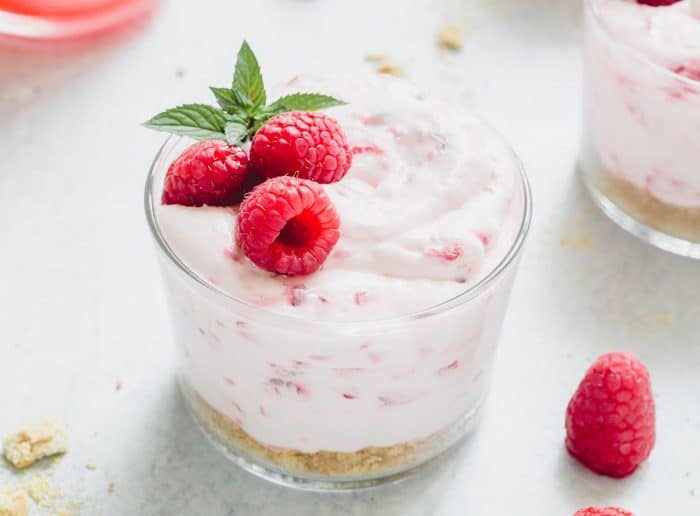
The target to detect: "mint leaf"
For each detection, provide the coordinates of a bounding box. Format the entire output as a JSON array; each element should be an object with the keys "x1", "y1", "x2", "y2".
[
  {"x1": 210, "y1": 87, "x2": 243, "y2": 114},
  {"x1": 267, "y1": 93, "x2": 346, "y2": 113},
  {"x1": 210, "y1": 87, "x2": 255, "y2": 115},
  {"x1": 143, "y1": 104, "x2": 227, "y2": 140},
  {"x1": 224, "y1": 120, "x2": 248, "y2": 145},
  {"x1": 232, "y1": 41, "x2": 266, "y2": 108},
  {"x1": 232, "y1": 90, "x2": 253, "y2": 111}
]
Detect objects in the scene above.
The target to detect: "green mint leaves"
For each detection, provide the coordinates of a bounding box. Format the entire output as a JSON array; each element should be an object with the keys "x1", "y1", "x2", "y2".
[
  {"x1": 267, "y1": 93, "x2": 346, "y2": 113},
  {"x1": 142, "y1": 104, "x2": 229, "y2": 141},
  {"x1": 232, "y1": 41, "x2": 266, "y2": 109},
  {"x1": 209, "y1": 87, "x2": 240, "y2": 113},
  {"x1": 144, "y1": 41, "x2": 346, "y2": 146}
]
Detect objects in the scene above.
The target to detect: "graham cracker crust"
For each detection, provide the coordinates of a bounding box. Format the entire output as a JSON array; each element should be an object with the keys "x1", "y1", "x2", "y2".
[
  {"x1": 182, "y1": 386, "x2": 443, "y2": 478},
  {"x1": 597, "y1": 170, "x2": 700, "y2": 243}
]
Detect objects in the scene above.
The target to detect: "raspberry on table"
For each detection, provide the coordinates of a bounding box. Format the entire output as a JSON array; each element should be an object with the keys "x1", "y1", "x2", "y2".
[
  {"x1": 237, "y1": 176, "x2": 341, "y2": 276},
  {"x1": 566, "y1": 352, "x2": 655, "y2": 478},
  {"x1": 162, "y1": 140, "x2": 252, "y2": 206},
  {"x1": 574, "y1": 507, "x2": 634, "y2": 516},
  {"x1": 250, "y1": 111, "x2": 352, "y2": 184}
]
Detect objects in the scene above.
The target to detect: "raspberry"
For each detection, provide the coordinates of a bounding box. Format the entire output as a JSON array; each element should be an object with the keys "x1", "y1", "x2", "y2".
[
  {"x1": 673, "y1": 64, "x2": 700, "y2": 82},
  {"x1": 566, "y1": 352, "x2": 655, "y2": 478},
  {"x1": 237, "y1": 176, "x2": 340, "y2": 276},
  {"x1": 574, "y1": 508, "x2": 634, "y2": 516},
  {"x1": 162, "y1": 140, "x2": 252, "y2": 206},
  {"x1": 636, "y1": 0, "x2": 682, "y2": 5},
  {"x1": 250, "y1": 111, "x2": 352, "y2": 184}
]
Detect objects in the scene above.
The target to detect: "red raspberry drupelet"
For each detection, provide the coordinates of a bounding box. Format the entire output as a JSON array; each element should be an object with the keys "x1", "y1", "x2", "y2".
[
  {"x1": 250, "y1": 111, "x2": 352, "y2": 184},
  {"x1": 636, "y1": 0, "x2": 682, "y2": 5},
  {"x1": 574, "y1": 507, "x2": 634, "y2": 516},
  {"x1": 237, "y1": 176, "x2": 341, "y2": 276},
  {"x1": 162, "y1": 140, "x2": 252, "y2": 206}
]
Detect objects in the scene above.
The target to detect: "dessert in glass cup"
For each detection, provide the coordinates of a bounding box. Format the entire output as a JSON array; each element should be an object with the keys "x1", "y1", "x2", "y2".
[
  {"x1": 144, "y1": 42, "x2": 531, "y2": 489},
  {"x1": 0, "y1": 0, "x2": 155, "y2": 40},
  {"x1": 581, "y1": 0, "x2": 700, "y2": 257}
]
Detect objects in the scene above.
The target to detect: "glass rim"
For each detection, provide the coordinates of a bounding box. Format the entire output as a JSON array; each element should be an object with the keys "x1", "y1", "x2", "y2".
[
  {"x1": 585, "y1": 0, "x2": 700, "y2": 88},
  {"x1": 144, "y1": 134, "x2": 532, "y2": 332}
]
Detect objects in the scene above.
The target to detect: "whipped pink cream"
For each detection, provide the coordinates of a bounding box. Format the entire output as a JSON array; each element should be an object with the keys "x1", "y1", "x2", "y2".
[
  {"x1": 585, "y1": 0, "x2": 700, "y2": 207},
  {"x1": 153, "y1": 75, "x2": 527, "y2": 453},
  {"x1": 157, "y1": 75, "x2": 522, "y2": 321}
]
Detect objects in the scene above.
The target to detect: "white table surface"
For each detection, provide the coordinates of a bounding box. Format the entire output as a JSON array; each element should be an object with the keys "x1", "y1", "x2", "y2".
[{"x1": 1, "y1": 0, "x2": 699, "y2": 514}]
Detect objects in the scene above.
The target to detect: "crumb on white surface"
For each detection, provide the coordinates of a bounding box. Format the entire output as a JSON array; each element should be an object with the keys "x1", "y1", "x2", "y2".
[
  {"x1": 1, "y1": 471, "x2": 82, "y2": 515},
  {"x1": 85, "y1": 460, "x2": 96, "y2": 471},
  {"x1": 437, "y1": 24, "x2": 464, "y2": 51},
  {"x1": 24, "y1": 474, "x2": 82, "y2": 515},
  {"x1": 363, "y1": 51, "x2": 405, "y2": 77},
  {"x1": 2, "y1": 419, "x2": 68, "y2": 469},
  {"x1": 364, "y1": 52, "x2": 388, "y2": 62},
  {"x1": 0, "y1": 491, "x2": 27, "y2": 516},
  {"x1": 375, "y1": 60, "x2": 404, "y2": 77},
  {"x1": 25, "y1": 475, "x2": 53, "y2": 505},
  {"x1": 559, "y1": 233, "x2": 593, "y2": 250}
]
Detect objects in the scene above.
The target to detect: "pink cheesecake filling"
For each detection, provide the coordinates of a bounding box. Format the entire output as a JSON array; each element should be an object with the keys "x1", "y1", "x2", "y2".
[
  {"x1": 157, "y1": 75, "x2": 521, "y2": 322},
  {"x1": 154, "y1": 75, "x2": 524, "y2": 453}
]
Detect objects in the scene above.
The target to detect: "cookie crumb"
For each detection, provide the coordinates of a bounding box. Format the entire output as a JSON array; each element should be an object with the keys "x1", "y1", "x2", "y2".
[
  {"x1": 364, "y1": 52, "x2": 388, "y2": 62},
  {"x1": 184, "y1": 385, "x2": 434, "y2": 477},
  {"x1": 0, "y1": 491, "x2": 28, "y2": 516},
  {"x1": 597, "y1": 168, "x2": 700, "y2": 242},
  {"x1": 2, "y1": 474, "x2": 82, "y2": 515},
  {"x1": 3, "y1": 419, "x2": 68, "y2": 469},
  {"x1": 175, "y1": 67, "x2": 186, "y2": 79},
  {"x1": 364, "y1": 52, "x2": 405, "y2": 77},
  {"x1": 115, "y1": 379, "x2": 123, "y2": 391},
  {"x1": 375, "y1": 60, "x2": 404, "y2": 77},
  {"x1": 107, "y1": 483, "x2": 116, "y2": 493},
  {"x1": 437, "y1": 24, "x2": 464, "y2": 51},
  {"x1": 559, "y1": 233, "x2": 593, "y2": 250},
  {"x1": 85, "y1": 460, "x2": 96, "y2": 471},
  {"x1": 25, "y1": 475, "x2": 53, "y2": 506}
]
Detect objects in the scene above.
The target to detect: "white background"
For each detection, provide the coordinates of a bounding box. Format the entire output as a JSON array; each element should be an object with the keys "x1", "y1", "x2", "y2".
[{"x1": 1, "y1": 0, "x2": 699, "y2": 514}]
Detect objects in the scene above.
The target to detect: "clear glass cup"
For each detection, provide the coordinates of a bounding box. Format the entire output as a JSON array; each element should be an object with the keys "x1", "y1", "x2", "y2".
[
  {"x1": 145, "y1": 135, "x2": 532, "y2": 490},
  {"x1": 0, "y1": 0, "x2": 155, "y2": 41},
  {"x1": 581, "y1": 0, "x2": 700, "y2": 258}
]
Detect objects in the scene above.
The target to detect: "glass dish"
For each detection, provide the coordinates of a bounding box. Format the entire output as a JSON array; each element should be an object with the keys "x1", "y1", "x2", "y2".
[
  {"x1": 581, "y1": 0, "x2": 700, "y2": 257},
  {"x1": 145, "y1": 134, "x2": 532, "y2": 490}
]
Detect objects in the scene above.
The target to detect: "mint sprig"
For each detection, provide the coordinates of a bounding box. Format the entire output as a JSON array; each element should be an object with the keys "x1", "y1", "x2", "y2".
[
  {"x1": 144, "y1": 41, "x2": 346, "y2": 146},
  {"x1": 144, "y1": 104, "x2": 230, "y2": 140}
]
